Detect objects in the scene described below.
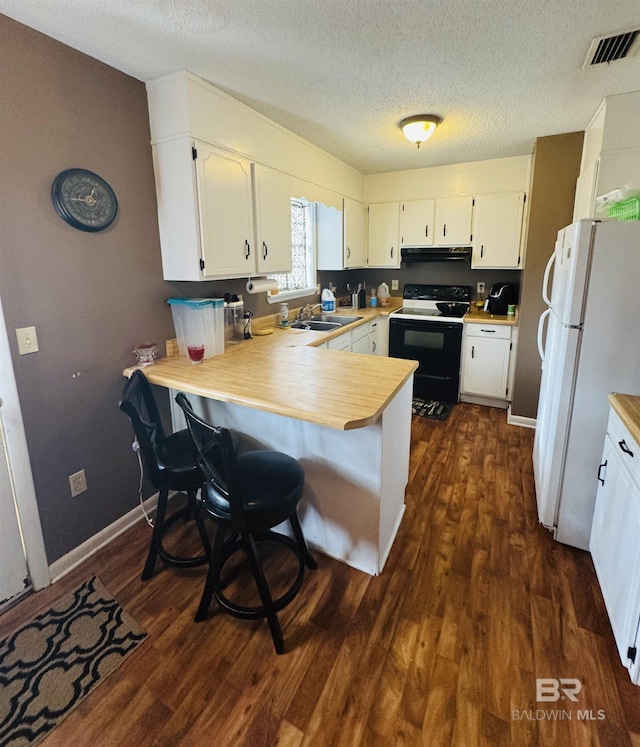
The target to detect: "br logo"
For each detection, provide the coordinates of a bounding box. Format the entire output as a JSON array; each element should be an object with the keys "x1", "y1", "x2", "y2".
[{"x1": 536, "y1": 678, "x2": 582, "y2": 702}]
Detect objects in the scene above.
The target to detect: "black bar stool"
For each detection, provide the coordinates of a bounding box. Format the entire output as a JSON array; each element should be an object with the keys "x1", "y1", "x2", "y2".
[
  {"x1": 119, "y1": 371, "x2": 211, "y2": 580},
  {"x1": 176, "y1": 392, "x2": 317, "y2": 654}
]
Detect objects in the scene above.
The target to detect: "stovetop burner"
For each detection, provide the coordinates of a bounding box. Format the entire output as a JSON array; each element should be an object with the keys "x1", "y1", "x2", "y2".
[{"x1": 390, "y1": 283, "x2": 472, "y2": 323}]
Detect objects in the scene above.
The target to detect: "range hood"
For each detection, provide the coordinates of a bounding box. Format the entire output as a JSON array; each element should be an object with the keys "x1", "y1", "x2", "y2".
[{"x1": 401, "y1": 246, "x2": 471, "y2": 262}]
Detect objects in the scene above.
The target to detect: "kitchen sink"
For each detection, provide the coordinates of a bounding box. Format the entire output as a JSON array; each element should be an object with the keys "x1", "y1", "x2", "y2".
[
  {"x1": 291, "y1": 320, "x2": 342, "y2": 331},
  {"x1": 308, "y1": 314, "x2": 363, "y2": 326}
]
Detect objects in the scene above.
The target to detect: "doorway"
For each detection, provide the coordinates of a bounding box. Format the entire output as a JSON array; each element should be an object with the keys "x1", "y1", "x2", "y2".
[{"x1": 0, "y1": 295, "x2": 49, "y2": 607}]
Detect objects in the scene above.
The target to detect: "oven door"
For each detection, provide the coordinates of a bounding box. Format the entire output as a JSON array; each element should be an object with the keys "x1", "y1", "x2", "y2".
[{"x1": 389, "y1": 317, "x2": 463, "y2": 402}]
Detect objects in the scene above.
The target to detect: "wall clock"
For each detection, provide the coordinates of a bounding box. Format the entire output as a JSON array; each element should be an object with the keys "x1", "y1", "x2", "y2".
[{"x1": 51, "y1": 168, "x2": 118, "y2": 232}]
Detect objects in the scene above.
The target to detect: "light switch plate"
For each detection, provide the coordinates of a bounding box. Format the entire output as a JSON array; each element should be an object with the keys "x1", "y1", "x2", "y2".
[
  {"x1": 391, "y1": 279, "x2": 399, "y2": 291},
  {"x1": 16, "y1": 326, "x2": 39, "y2": 355}
]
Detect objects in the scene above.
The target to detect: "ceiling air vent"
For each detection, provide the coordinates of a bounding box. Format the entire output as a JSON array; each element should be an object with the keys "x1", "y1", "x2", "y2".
[{"x1": 583, "y1": 28, "x2": 640, "y2": 67}]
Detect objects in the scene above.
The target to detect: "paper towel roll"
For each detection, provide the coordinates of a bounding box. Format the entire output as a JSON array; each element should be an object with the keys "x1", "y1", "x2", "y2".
[{"x1": 245, "y1": 277, "x2": 279, "y2": 294}]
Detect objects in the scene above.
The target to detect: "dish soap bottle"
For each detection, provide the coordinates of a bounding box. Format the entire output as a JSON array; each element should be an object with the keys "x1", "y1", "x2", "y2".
[{"x1": 321, "y1": 287, "x2": 336, "y2": 312}]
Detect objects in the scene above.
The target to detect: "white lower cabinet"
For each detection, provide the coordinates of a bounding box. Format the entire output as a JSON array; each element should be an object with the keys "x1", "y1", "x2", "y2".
[
  {"x1": 325, "y1": 321, "x2": 377, "y2": 354},
  {"x1": 327, "y1": 330, "x2": 352, "y2": 351},
  {"x1": 316, "y1": 319, "x2": 389, "y2": 355},
  {"x1": 590, "y1": 407, "x2": 640, "y2": 685},
  {"x1": 370, "y1": 317, "x2": 388, "y2": 356},
  {"x1": 351, "y1": 321, "x2": 370, "y2": 354},
  {"x1": 461, "y1": 324, "x2": 512, "y2": 401}
]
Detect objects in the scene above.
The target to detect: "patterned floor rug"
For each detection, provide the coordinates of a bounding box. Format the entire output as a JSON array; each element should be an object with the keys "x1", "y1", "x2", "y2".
[
  {"x1": 412, "y1": 398, "x2": 453, "y2": 421},
  {"x1": 0, "y1": 576, "x2": 146, "y2": 746}
]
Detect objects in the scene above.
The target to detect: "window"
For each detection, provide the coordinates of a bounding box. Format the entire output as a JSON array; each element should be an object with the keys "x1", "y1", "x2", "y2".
[{"x1": 267, "y1": 198, "x2": 317, "y2": 303}]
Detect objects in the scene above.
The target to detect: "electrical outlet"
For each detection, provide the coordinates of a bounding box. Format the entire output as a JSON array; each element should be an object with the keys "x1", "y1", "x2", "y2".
[
  {"x1": 476, "y1": 282, "x2": 485, "y2": 295},
  {"x1": 69, "y1": 469, "x2": 87, "y2": 497},
  {"x1": 391, "y1": 279, "x2": 399, "y2": 291}
]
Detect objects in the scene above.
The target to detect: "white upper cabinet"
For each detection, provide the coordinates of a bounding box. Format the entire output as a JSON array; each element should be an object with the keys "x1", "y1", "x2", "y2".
[
  {"x1": 147, "y1": 71, "x2": 365, "y2": 281},
  {"x1": 434, "y1": 196, "x2": 473, "y2": 246},
  {"x1": 196, "y1": 141, "x2": 256, "y2": 278},
  {"x1": 367, "y1": 202, "x2": 400, "y2": 268},
  {"x1": 401, "y1": 199, "x2": 435, "y2": 247},
  {"x1": 151, "y1": 137, "x2": 255, "y2": 281},
  {"x1": 317, "y1": 197, "x2": 366, "y2": 271},
  {"x1": 252, "y1": 164, "x2": 292, "y2": 274},
  {"x1": 471, "y1": 192, "x2": 525, "y2": 269},
  {"x1": 344, "y1": 197, "x2": 366, "y2": 268},
  {"x1": 151, "y1": 140, "x2": 292, "y2": 280}
]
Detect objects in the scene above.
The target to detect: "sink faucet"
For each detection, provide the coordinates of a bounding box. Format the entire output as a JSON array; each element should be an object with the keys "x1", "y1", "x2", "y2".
[{"x1": 298, "y1": 303, "x2": 322, "y2": 320}]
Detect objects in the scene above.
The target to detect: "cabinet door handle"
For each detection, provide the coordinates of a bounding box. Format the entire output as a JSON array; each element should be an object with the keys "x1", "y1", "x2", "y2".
[
  {"x1": 480, "y1": 245, "x2": 484, "y2": 258},
  {"x1": 619, "y1": 439, "x2": 634, "y2": 457},
  {"x1": 390, "y1": 246, "x2": 394, "y2": 258},
  {"x1": 347, "y1": 246, "x2": 351, "y2": 258},
  {"x1": 372, "y1": 340, "x2": 377, "y2": 353},
  {"x1": 597, "y1": 459, "x2": 607, "y2": 485},
  {"x1": 244, "y1": 240, "x2": 251, "y2": 259},
  {"x1": 425, "y1": 224, "x2": 429, "y2": 238},
  {"x1": 262, "y1": 241, "x2": 268, "y2": 260},
  {"x1": 443, "y1": 224, "x2": 447, "y2": 237},
  {"x1": 471, "y1": 345, "x2": 475, "y2": 359}
]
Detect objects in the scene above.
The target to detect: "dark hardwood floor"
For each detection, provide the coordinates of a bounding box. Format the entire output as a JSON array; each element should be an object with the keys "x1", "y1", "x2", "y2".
[{"x1": 3, "y1": 403, "x2": 640, "y2": 746}]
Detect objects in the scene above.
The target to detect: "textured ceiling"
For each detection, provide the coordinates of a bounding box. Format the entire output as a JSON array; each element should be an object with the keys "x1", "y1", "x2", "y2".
[{"x1": 2, "y1": 0, "x2": 640, "y2": 174}]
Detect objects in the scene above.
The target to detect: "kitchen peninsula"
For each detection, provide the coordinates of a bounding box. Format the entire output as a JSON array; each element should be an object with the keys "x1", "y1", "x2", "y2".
[{"x1": 124, "y1": 316, "x2": 417, "y2": 575}]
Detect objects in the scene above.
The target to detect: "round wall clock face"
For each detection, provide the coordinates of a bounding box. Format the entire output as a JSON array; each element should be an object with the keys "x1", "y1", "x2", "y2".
[{"x1": 51, "y1": 168, "x2": 118, "y2": 232}]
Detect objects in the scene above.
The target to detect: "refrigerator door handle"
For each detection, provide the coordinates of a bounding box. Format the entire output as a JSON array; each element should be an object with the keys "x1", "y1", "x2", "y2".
[
  {"x1": 542, "y1": 250, "x2": 556, "y2": 306},
  {"x1": 537, "y1": 308, "x2": 551, "y2": 361}
]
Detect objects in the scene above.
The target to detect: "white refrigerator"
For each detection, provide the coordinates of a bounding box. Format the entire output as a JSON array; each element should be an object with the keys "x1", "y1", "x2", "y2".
[{"x1": 533, "y1": 219, "x2": 640, "y2": 550}]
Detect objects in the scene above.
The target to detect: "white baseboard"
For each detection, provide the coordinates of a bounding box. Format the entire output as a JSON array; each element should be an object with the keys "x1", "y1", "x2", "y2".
[
  {"x1": 459, "y1": 393, "x2": 509, "y2": 410},
  {"x1": 507, "y1": 406, "x2": 537, "y2": 429},
  {"x1": 48, "y1": 492, "x2": 159, "y2": 584}
]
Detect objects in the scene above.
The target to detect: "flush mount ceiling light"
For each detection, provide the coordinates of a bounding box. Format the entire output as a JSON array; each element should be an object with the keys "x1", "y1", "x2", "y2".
[{"x1": 398, "y1": 114, "x2": 442, "y2": 148}]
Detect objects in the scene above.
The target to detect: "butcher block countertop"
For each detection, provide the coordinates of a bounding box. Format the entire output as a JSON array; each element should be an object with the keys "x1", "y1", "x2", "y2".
[
  {"x1": 124, "y1": 304, "x2": 416, "y2": 431},
  {"x1": 609, "y1": 393, "x2": 640, "y2": 445},
  {"x1": 463, "y1": 306, "x2": 519, "y2": 326}
]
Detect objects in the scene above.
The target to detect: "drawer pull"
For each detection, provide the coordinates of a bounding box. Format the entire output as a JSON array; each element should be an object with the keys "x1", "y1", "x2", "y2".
[
  {"x1": 480, "y1": 329, "x2": 496, "y2": 333},
  {"x1": 618, "y1": 439, "x2": 634, "y2": 457},
  {"x1": 597, "y1": 459, "x2": 607, "y2": 485}
]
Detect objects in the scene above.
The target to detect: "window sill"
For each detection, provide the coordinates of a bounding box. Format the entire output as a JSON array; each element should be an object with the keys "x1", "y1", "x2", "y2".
[{"x1": 267, "y1": 285, "x2": 320, "y2": 304}]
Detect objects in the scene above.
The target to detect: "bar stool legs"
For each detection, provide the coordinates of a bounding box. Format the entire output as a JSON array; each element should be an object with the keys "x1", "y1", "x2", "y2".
[
  {"x1": 141, "y1": 487, "x2": 211, "y2": 581},
  {"x1": 194, "y1": 513, "x2": 317, "y2": 654}
]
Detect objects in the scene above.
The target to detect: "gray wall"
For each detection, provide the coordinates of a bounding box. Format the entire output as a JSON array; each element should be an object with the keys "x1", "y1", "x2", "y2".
[
  {"x1": 511, "y1": 133, "x2": 583, "y2": 419},
  {"x1": 0, "y1": 15, "x2": 325, "y2": 564},
  {"x1": 320, "y1": 265, "x2": 521, "y2": 305},
  {"x1": 0, "y1": 15, "x2": 179, "y2": 563}
]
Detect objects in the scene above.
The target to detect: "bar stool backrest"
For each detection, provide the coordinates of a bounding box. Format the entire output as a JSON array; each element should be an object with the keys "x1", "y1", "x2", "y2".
[{"x1": 119, "y1": 370, "x2": 169, "y2": 488}]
